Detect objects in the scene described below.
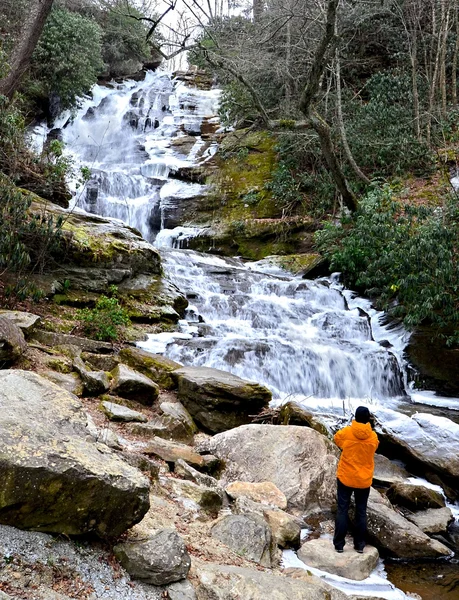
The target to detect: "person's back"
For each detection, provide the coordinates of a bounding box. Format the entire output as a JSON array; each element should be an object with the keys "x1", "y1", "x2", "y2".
[{"x1": 333, "y1": 406, "x2": 379, "y2": 553}]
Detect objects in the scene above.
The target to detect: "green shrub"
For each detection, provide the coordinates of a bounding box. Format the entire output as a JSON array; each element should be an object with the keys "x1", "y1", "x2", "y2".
[
  {"x1": 79, "y1": 295, "x2": 131, "y2": 341},
  {"x1": 315, "y1": 185, "x2": 459, "y2": 345}
]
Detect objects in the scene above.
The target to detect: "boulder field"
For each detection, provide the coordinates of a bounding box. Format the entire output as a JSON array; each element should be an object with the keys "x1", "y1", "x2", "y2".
[{"x1": 0, "y1": 311, "x2": 455, "y2": 598}]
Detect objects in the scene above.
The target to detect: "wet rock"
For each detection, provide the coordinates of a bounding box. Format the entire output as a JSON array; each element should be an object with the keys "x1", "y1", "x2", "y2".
[
  {"x1": 367, "y1": 488, "x2": 451, "y2": 558},
  {"x1": 193, "y1": 561, "x2": 348, "y2": 600},
  {"x1": 225, "y1": 481, "x2": 287, "y2": 510},
  {"x1": 386, "y1": 482, "x2": 445, "y2": 510},
  {"x1": 113, "y1": 529, "x2": 190, "y2": 585},
  {"x1": 202, "y1": 424, "x2": 338, "y2": 514},
  {"x1": 173, "y1": 366, "x2": 271, "y2": 433},
  {"x1": 111, "y1": 364, "x2": 159, "y2": 405},
  {"x1": 406, "y1": 507, "x2": 454, "y2": 534},
  {"x1": 0, "y1": 317, "x2": 27, "y2": 362},
  {"x1": 143, "y1": 437, "x2": 206, "y2": 468},
  {"x1": 0, "y1": 370, "x2": 150, "y2": 538},
  {"x1": 373, "y1": 454, "x2": 409, "y2": 486},
  {"x1": 211, "y1": 514, "x2": 274, "y2": 567},
  {"x1": 118, "y1": 349, "x2": 182, "y2": 390},
  {"x1": 297, "y1": 538, "x2": 379, "y2": 581},
  {"x1": 0, "y1": 310, "x2": 41, "y2": 335},
  {"x1": 101, "y1": 401, "x2": 148, "y2": 423}
]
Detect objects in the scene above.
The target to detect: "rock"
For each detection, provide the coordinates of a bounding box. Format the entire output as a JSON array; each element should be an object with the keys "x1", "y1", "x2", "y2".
[
  {"x1": 117, "y1": 451, "x2": 160, "y2": 480},
  {"x1": 111, "y1": 364, "x2": 159, "y2": 405},
  {"x1": 97, "y1": 427, "x2": 122, "y2": 449},
  {"x1": 210, "y1": 514, "x2": 274, "y2": 566},
  {"x1": 160, "y1": 401, "x2": 199, "y2": 441},
  {"x1": 386, "y1": 482, "x2": 445, "y2": 510},
  {"x1": 173, "y1": 366, "x2": 272, "y2": 433},
  {"x1": 264, "y1": 509, "x2": 301, "y2": 549},
  {"x1": 163, "y1": 477, "x2": 223, "y2": 514},
  {"x1": 118, "y1": 346, "x2": 181, "y2": 389},
  {"x1": 0, "y1": 310, "x2": 40, "y2": 335},
  {"x1": 0, "y1": 370, "x2": 150, "y2": 538},
  {"x1": 297, "y1": 538, "x2": 379, "y2": 581},
  {"x1": 226, "y1": 481, "x2": 287, "y2": 510},
  {"x1": 166, "y1": 580, "x2": 197, "y2": 600},
  {"x1": 193, "y1": 561, "x2": 348, "y2": 600},
  {"x1": 41, "y1": 371, "x2": 84, "y2": 396},
  {"x1": 143, "y1": 437, "x2": 206, "y2": 468},
  {"x1": 73, "y1": 357, "x2": 110, "y2": 396},
  {"x1": 82, "y1": 352, "x2": 119, "y2": 372},
  {"x1": 278, "y1": 402, "x2": 330, "y2": 437},
  {"x1": 174, "y1": 459, "x2": 220, "y2": 489},
  {"x1": 113, "y1": 529, "x2": 190, "y2": 585},
  {"x1": 375, "y1": 407, "x2": 459, "y2": 495},
  {"x1": 366, "y1": 488, "x2": 451, "y2": 558},
  {"x1": 32, "y1": 330, "x2": 114, "y2": 353},
  {"x1": 406, "y1": 507, "x2": 454, "y2": 534},
  {"x1": 101, "y1": 400, "x2": 147, "y2": 423},
  {"x1": 373, "y1": 454, "x2": 409, "y2": 485},
  {"x1": 0, "y1": 317, "x2": 27, "y2": 362},
  {"x1": 202, "y1": 424, "x2": 338, "y2": 514}
]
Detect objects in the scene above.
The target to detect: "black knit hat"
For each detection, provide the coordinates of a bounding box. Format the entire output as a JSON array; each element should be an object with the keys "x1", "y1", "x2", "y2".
[{"x1": 355, "y1": 406, "x2": 370, "y2": 424}]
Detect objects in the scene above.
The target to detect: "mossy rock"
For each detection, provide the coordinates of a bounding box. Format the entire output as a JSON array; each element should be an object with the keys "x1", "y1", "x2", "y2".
[
  {"x1": 260, "y1": 254, "x2": 325, "y2": 276},
  {"x1": 118, "y1": 347, "x2": 181, "y2": 390}
]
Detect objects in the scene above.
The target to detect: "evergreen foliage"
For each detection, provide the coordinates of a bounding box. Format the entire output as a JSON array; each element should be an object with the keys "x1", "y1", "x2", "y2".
[{"x1": 79, "y1": 292, "x2": 131, "y2": 341}]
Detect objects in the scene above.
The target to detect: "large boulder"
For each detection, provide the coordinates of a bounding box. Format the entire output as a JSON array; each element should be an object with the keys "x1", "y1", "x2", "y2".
[
  {"x1": 406, "y1": 507, "x2": 454, "y2": 534},
  {"x1": 111, "y1": 363, "x2": 159, "y2": 405},
  {"x1": 366, "y1": 489, "x2": 451, "y2": 558},
  {"x1": 225, "y1": 481, "x2": 287, "y2": 510},
  {"x1": 113, "y1": 529, "x2": 191, "y2": 585},
  {"x1": 373, "y1": 454, "x2": 409, "y2": 486},
  {"x1": 202, "y1": 424, "x2": 338, "y2": 514},
  {"x1": 192, "y1": 561, "x2": 348, "y2": 600},
  {"x1": 0, "y1": 370, "x2": 150, "y2": 538},
  {"x1": 118, "y1": 346, "x2": 181, "y2": 389},
  {"x1": 173, "y1": 366, "x2": 272, "y2": 433},
  {"x1": 375, "y1": 408, "x2": 459, "y2": 496},
  {"x1": 0, "y1": 310, "x2": 40, "y2": 335},
  {"x1": 0, "y1": 317, "x2": 27, "y2": 362},
  {"x1": 297, "y1": 538, "x2": 379, "y2": 581},
  {"x1": 386, "y1": 482, "x2": 445, "y2": 511}
]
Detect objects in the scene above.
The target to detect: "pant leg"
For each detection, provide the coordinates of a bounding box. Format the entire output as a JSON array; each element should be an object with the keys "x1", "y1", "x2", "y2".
[
  {"x1": 353, "y1": 486, "x2": 371, "y2": 549},
  {"x1": 333, "y1": 478, "x2": 352, "y2": 550}
]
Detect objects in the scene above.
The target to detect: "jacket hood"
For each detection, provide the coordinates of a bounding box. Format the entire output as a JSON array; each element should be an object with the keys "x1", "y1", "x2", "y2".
[{"x1": 351, "y1": 420, "x2": 372, "y2": 439}]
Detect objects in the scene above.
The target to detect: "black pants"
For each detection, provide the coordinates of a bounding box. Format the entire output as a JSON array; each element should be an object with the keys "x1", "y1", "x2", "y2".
[{"x1": 333, "y1": 478, "x2": 370, "y2": 550}]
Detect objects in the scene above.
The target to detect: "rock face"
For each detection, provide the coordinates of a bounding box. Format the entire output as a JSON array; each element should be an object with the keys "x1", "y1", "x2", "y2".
[
  {"x1": 0, "y1": 370, "x2": 150, "y2": 538},
  {"x1": 297, "y1": 539, "x2": 379, "y2": 581},
  {"x1": 386, "y1": 482, "x2": 445, "y2": 510},
  {"x1": 113, "y1": 529, "x2": 191, "y2": 585},
  {"x1": 366, "y1": 489, "x2": 451, "y2": 558},
  {"x1": 0, "y1": 317, "x2": 27, "y2": 362},
  {"x1": 211, "y1": 514, "x2": 275, "y2": 567},
  {"x1": 203, "y1": 424, "x2": 338, "y2": 513},
  {"x1": 193, "y1": 561, "x2": 348, "y2": 600},
  {"x1": 174, "y1": 366, "x2": 272, "y2": 433},
  {"x1": 111, "y1": 364, "x2": 160, "y2": 404}
]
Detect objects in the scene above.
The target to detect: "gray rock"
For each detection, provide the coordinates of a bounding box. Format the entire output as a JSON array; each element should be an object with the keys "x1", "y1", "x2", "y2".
[
  {"x1": 297, "y1": 538, "x2": 379, "y2": 581},
  {"x1": 32, "y1": 330, "x2": 114, "y2": 353},
  {"x1": 166, "y1": 580, "x2": 197, "y2": 600},
  {"x1": 210, "y1": 514, "x2": 274, "y2": 567},
  {"x1": 406, "y1": 507, "x2": 454, "y2": 534},
  {"x1": 0, "y1": 370, "x2": 150, "y2": 538},
  {"x1": 160, "y1": 401, "x2": 198, "y2": 442},
  {"x1": 373, "y1": 454, "x2": 409, "y2": 485},
  {"x1": 102, "y1": 401, "x2": 148, "y2": 423},
  {"x1": 193, "y1": 561, "x2": 348, "y2": 600},
  {"x1": 113, "y1": 529, "x2": 191, "y2": 585},
  {"x1": 118, "y1": 346, "x2": 182, "y2": 390},
  {"x1": 174, "y1": 459, "x2": 220, "y2": 488},
  {"x1": 111, "y1": 364, "x2": 159, "y2": 405},
  {"x1": 174, "y1": 366, "x2": 271, "y2": 433},
  {"x1": 203, "y1": 424, "x2": 338, "y2": 514},
  {"x1": 143, "y1": 437, "x2": 206, "y2": 468},
  {"x1": 0, "y1": 317, "x2": 27, "y2": 362},
  {"x1": 164, "y1": 478, "x2": 223, "y2": 514},
  {"x1": 367, "y1": 488, "x2": 451, "y2": 558},
  {"x1": 82, "y1": 352, "x2": 120, "y2": 372},
  {"x1": 386, "y1": 482, "x2": 445, "y2": 510},
  {"x1": 117, "y1": 451, "x2": 160, "y2": 480},
  {"x1": 0, "y1": 310, "x2": 40, "y2": 335},
  {"x1": 41, "y1": 371, "x2": 84, "y2": 396},
  {"x1": 74, "y1": 356, "x2": 110, "y2": 396}
]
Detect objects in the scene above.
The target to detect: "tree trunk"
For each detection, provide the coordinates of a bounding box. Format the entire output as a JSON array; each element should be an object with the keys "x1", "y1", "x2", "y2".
[
  {"x1": 0, "y1": 0, "x2": 55, "y2": 100},
  {"x1": 452, "y1": 6, "x2": 459, "y2": 105},
  {"x1": 410, "y1": 24, "x2": 422, "y2": 139},
  {"x1": 439, "y1": 0, "x2": 450, "y2": 116}
]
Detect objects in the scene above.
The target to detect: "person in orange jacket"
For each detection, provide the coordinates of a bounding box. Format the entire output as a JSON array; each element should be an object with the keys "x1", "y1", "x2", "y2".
[{"x1": 333, "y1": 406, "x2": 379, "y2": 553}]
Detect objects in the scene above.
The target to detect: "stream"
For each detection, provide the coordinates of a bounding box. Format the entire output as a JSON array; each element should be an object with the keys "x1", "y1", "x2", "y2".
[{"x1": 35, "y1": 70, "x2": 459, "y2": 600}]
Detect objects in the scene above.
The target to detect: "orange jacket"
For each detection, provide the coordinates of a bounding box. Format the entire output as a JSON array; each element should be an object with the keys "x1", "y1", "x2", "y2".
[{"x1": 334, "y1": 420, "x2": 379, "y2": 489}]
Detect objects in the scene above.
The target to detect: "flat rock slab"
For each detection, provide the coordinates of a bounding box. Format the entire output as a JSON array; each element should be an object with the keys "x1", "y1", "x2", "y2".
[
  {"x1": 174, "y1": 366, "x2": 271, "y2": 433},
  {"x1": 192, "y1": 560, "x2": 348, "y2": 600},
  {"x1": 0, "y1": 370, "x2": 150, "y2": 538},
  {"x1": 297, "y1": 538, "x2": 379, "y2": 581},
  {"x1": 226, "y1": 481, "x2": 287, "y2": 510},
  {"x1": 101, "y1": 400, "x2": 148, "y2": 423},
  {"x1": 0, "y1": 310, "x2": 41, "y2": 334},
  {"x1": 111, "y1": 364, "x2": 159, "y2": 405},
  {"x1": 119, "y1": 346, "x2": 181, "y2": 389},
  {"x1": 32, "y1": 330, "x2": 114, "y2": 353},
  {"x1": 143, "y1": 436, "x2": 205, "y2": 468}
]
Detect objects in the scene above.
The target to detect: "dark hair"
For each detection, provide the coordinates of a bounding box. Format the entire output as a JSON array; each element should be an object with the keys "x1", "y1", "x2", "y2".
[{"x1": 355, "y1": 406, "x2": 370, "y2": 424}]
